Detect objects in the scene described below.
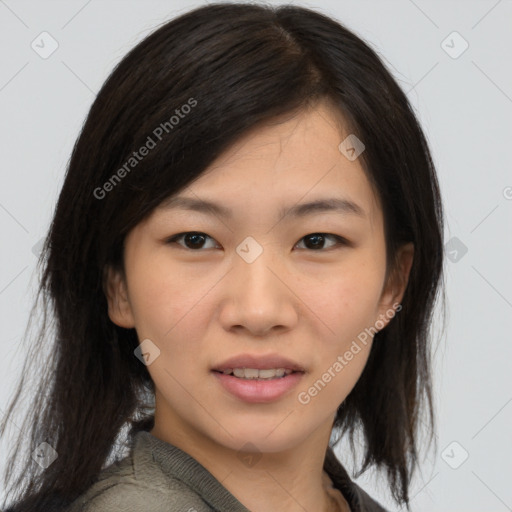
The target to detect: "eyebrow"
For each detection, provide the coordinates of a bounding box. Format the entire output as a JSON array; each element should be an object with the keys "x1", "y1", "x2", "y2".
[{"x1": 159, "y1": 195, "x2": 366, "y2": 220}]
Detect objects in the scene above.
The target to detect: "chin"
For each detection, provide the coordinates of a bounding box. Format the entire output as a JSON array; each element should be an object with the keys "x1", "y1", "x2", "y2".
[{"x1": 209, "y1": 422, "x2": 308, "y2": 454}]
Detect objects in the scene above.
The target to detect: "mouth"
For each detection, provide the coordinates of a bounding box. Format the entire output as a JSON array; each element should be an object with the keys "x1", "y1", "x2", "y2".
[
  {"x1": 210, "y1": 354, "x2": 306, "y2": 403},
  {"x1": 212, "y1": 367, "x2": 302, "y2": 380},
  {"x1": 211, "y1": 353, "x2": 306, "y2": 377},
  {"x1": 211, "y1": 369, "x2": 305, "y2": 403}
]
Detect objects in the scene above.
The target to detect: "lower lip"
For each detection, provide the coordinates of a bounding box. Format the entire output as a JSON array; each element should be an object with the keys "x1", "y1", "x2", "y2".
[{"x1": 212, "y1": 371, "x2": 304, "y2": 403}]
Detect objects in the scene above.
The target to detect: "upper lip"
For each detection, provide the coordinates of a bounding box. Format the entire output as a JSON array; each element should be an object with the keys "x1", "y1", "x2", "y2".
[{"x1": 212, "y1": 353, "x2": 306, "y2": 372}]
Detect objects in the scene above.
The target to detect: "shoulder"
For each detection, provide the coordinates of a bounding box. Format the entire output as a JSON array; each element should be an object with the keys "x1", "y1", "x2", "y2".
[
  {"x1": 68, "y1": 482, "x2": 210, "y2": 512},
  {"x1": 66, "y1": 439, "x2": 211, "y2": 512}
]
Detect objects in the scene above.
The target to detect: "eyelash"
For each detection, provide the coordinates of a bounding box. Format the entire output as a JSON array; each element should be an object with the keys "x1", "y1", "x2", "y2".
[{"x1": 165, "y1": 231, "x2": 350, "y2": 251}]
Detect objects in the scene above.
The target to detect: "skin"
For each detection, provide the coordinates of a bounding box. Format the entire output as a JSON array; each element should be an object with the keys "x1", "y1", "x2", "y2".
[{"x1": 105, "y1": 99, "x2": 413, "y2": 512}]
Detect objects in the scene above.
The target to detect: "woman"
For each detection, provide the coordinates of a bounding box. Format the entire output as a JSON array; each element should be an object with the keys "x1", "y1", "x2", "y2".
[{"x1": 0, "y1": 3, "x2": 444, "y2": 511}]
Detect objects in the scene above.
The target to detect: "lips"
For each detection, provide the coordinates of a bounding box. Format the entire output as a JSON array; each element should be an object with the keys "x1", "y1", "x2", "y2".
[
  {"x1": 212, "y1": 366, "x2": 305, "y2": 403},
  {"x1": 211, "y1": 353, "x2": 306, "y2": 373}
]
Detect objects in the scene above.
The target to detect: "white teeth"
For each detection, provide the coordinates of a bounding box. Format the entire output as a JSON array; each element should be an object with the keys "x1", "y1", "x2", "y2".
[
  {"x1": 227, "y1": 368, "x2": 292, "y2": 379},
  {"x1": 259, "y1": 368, "x2": 283, "y2": 378},
  {"x1": 239, "y1": 368, "x2": 259, "y2": 379}
]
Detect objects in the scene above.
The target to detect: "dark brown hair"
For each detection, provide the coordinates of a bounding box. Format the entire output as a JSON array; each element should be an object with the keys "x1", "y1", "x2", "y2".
[{"x1": 0, "y1": 3, "x2": 444, "y2": 511}]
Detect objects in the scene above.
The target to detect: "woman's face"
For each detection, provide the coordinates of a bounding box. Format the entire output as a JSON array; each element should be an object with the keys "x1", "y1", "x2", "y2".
[{"x1": 106, "y1": 100, "x2": 412, "y2": 454}]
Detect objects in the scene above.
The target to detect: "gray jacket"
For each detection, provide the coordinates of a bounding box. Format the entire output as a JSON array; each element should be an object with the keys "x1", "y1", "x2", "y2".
[{"x1": 68, "y1": 431, "x2": 388, "y2": 511}]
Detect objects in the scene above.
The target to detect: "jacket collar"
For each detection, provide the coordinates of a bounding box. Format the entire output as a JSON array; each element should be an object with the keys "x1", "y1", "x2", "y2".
[{"x1": 134, "y1": 430, "x2": 386, "y2": 512}]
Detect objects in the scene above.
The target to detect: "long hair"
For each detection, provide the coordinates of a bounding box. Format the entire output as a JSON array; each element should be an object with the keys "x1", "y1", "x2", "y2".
[{"x1": 0, "y1": 3, "x2": 444, "y2": 510}]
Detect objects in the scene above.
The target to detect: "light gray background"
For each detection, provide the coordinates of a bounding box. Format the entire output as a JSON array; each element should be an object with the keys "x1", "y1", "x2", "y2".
[{"x1": 1, "y1": 1, "x2": 511, "y2": 510}]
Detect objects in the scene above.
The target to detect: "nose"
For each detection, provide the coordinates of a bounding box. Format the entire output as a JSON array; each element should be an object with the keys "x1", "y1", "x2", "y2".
[{"x1": 218, "y1": 245, "x2": 299, "y2": 337}]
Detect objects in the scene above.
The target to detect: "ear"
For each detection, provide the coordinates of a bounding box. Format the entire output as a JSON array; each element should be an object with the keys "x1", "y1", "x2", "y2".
[
  {"x1": 375, "y1": 242, "x2": 414, "y2": 329},
  {"x1": 103, "y1": 265, "x2": 136, "y2": 328}
]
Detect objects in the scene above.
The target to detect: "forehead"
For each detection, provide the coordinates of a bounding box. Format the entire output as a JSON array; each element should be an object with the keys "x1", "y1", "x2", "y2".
[{"x1": 159, "y1": 101, "x2": 382, "y2": 228}]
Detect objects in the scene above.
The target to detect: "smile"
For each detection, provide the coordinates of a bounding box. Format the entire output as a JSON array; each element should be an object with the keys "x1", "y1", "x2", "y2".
[
  {"x1": 216, "y1": 368, "x2": 295, "y2": 379},
  {"x1": 212, "y1": 369, "x2": 305, "y2": 403}
]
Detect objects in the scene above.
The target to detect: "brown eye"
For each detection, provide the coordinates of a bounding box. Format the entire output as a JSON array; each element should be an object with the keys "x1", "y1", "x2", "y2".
[
  {"x1": 165, "y1": 231, "x2": 349, "y2": 251},
  {"x1": 166, "y1": 232, "x2": 219, "y2": 250},
  {"x1": 295, "y1": 233, "x2": 348, "y2": 251}
]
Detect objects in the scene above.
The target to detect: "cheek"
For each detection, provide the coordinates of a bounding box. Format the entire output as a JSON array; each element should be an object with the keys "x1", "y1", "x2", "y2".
[
  {"x1": 314, "y1": 264, "x2": 384, "y2": 345},
  {"x1": 126, "y1": 255, "x2": 208, "y2": 342},
  {"x1": 297, "y1": 277, "x2": 380, "y2": 413},
  {"x1": 308, "y1": 261, "x2": 385, "y2": 404}
]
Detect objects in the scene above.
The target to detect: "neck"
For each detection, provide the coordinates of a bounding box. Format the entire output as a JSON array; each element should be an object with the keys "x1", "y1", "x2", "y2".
[{"x1": 151, "y1": 412, "x2": 344, "y2": 512}]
